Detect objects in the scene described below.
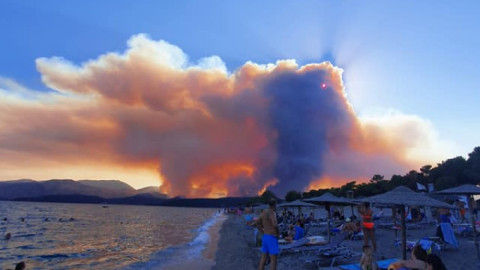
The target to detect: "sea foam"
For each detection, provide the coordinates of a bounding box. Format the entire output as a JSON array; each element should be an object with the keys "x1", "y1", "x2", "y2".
[{"x1": 123, "y1": 211, "x2": 226, "y2": 270}]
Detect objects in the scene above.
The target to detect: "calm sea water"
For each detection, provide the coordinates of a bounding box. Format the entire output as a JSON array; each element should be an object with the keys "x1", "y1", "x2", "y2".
[{"x1": 0, "y1": 201, "x2": 225, "y2": 270}]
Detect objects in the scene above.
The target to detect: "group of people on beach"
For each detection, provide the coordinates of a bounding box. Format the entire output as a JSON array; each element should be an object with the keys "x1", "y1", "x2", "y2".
[{"x1": 255, "y1": 199, "x2": 448, "y2": 270}]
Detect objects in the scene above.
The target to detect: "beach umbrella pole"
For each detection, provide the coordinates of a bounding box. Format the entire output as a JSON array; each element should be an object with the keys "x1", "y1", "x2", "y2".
[
  {"x1": 400, "y1": 205, "x2": 406, "y2": 260},
  {"x1": 327, "y1": 206, "x2": 331, "y2": 243},
  {"x1": 393, "y1": 206, "x2": 398, "y2": 239},
  {"x1": 468, "y1": 195, "x2": 480, "y2": 259}
]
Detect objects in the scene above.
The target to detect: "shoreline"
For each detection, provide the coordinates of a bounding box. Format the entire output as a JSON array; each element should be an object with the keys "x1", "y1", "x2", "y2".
[
  {"x1": 212, "y1": 214, "x2": 478, "y2": 270},
  {"x1": 211, "y1": 214, "x2": 260, "y2": 270}
]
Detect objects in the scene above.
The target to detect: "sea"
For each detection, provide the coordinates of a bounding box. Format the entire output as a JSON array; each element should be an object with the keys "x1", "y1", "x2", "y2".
[{"x1": 0, "y1": 201, "x2": 226, "y2": 270}]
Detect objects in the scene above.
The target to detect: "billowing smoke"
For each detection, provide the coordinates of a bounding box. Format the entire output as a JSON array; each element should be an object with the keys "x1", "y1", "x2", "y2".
[
  {"x1": 263, "y1": 67, "x2": 352, "y2": 194},
  {"x1": 0, "y1": 34, "x2": 448, "y2": 197}
]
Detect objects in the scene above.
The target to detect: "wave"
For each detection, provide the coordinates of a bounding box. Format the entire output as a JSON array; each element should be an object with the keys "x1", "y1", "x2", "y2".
[{"x1": 123, "y1": 212, "x2": 225, "y2": 270}]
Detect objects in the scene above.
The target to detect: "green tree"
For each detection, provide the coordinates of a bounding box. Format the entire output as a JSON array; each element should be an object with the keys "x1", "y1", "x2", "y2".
[
  {"x1": 260, "y1": 190, "x2": 278, "y2": 204},
  {"x1": 465, "y1": 147, "x2": 480, "y2": 185},
  {"x1": 420, "y1": 165, "x2": 432, "y2": 177},
  {"x1": 285, "y1": 190, "x2": 301, "y2": 202},
  {"x1": 436, "y1": 176, "x2": 457, "y2": 190},
  {"x1": 467, "y1": 147, "x2": 480, "y2": 172},
  {"x1": 371, "y1": 174, "x2": 384, "y2": 182}
]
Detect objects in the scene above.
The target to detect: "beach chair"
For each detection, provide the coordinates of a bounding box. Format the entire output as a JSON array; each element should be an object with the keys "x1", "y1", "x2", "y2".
[
  {"x1": 439, "y1": 222, "x2": 459, "y2": 249},
  {"x1": 336, "y1": 258, "x2": 399, "y2": 270},
  {"x1": 350, "y1": 231, "x2": 364, "y2": 241},
  {"x1": 278, "y1": 237, "x2": 310, "y2": 255},
  {"x1": 394, "y1": 238, "x2": 441, "y2": 253},
  {"x1": 298, "y1": 231, "x2": 352, "y2": 267},
  {"x1": 304, "y1": 223, "x2": 313, "y2": 236},
  {"x1": 417, "y1": 239, "x2": 441, "y2": 253},
  {"x1": 300, "y1": 245, "x2": 361, "y2": 269},
  {"x1": 295, "y1": 231, "x2": 350, "y2": 255}
]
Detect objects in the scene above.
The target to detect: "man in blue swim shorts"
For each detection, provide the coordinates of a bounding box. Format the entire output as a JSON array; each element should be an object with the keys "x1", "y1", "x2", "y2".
[{"x1": 256, "y1": 198, "x2": 279, "y2": 270}]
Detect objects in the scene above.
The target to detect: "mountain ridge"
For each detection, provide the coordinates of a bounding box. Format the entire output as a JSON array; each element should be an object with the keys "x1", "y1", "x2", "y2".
[{"x1": 0, "y1": 179, "x2": 166, "y2": 200}]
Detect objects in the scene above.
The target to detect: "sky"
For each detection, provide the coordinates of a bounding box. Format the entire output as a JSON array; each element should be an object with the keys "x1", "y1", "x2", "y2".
[{"x1": 1, "y1": 1, "x2": 479, "y2": 197}]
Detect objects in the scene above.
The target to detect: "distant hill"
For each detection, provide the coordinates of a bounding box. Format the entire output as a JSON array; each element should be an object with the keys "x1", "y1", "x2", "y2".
[
  {"x1": 0, "y1": 179, "x2": 252, "y2": 207},
  {"x1": 0, "y1": 179, "x2": 135, "y2": 200},
  {"x1": 135, "y1": 186, "x2": 168, "y2": 198},
  {"x1": 79, "y1": 180, "x2": 136, "y2": 191}
]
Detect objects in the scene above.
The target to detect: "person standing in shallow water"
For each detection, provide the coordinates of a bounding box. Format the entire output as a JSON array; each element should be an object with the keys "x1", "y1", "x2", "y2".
[
  {"x1": 359, "y1": 202, "x2": 376, "y2": 251},
  {"x1": 256, "y1": 199, "x2": 279, "y2": 270}
]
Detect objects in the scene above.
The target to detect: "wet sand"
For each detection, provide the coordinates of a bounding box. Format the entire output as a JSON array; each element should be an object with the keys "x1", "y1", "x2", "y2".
[{"x1": 212, "y1": 214, "x2": 480, "y2": 269}]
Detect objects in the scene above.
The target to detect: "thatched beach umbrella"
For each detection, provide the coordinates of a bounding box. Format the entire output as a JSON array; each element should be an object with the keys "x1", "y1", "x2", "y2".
[
  {"x1": 437, "y1": 184, "x2": 480, "y2": 259},
  {"x1": 304, "y1": 193, "x2": 356, "y2": 243},
  {"x1": 277, "y1": 200, "x2": 317, "y2": 216},
  {"x1": 278, "y1": 200, "x2": 318, "y2": 208},
  {"x1": 278, "y1": 200, "x2": 318, "y2": 228},
  {"x1": 361, "y1": 186, "x2": 454, "y2": 260}
]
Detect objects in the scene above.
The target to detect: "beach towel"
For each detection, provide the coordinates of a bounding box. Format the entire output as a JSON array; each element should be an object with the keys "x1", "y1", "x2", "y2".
[
  {"x1": 338, "y1": 258, "x2": 399, "y2": 270},
  {"x1": 305, "y1": 235, "x2": 327, "y2": 245},
  {"x1": 440, "y1": 223, "x2": 459, "y2": 249},
  {"x1": 418, "y1": 239, "x2": 441, "y2": 253}
]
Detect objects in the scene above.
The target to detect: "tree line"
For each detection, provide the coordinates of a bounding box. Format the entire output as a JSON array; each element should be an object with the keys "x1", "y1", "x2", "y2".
[{"x1": 250, "y1": 146, "x2": 480, "y2": 204}]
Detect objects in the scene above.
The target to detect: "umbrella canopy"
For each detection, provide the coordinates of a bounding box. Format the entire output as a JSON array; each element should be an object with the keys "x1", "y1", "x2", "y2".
[
  {"x1": 361, "y1": 186, "x2": 454, "y2": 208},
  {"x1": 303, "y1": 193, "x2": 356, "y2": 243},
  {"x1": 436, "y1": 184, "x2": 480, "y2": 195},
  {"x1": 304, "y1": 192, "x2": 355, "y2": 205},
  {"x1": 437, "y1": 184, "x2": 480, "y2": 260},
  {"x1": 362, "y1": 186, "x2": 454, "y2": 260},
  {"x1": 277, "y1": 200, "x2": 318, "y2": 208}
]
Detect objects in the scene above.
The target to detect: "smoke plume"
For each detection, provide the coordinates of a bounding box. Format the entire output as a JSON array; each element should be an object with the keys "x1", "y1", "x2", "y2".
[{"x1": 0, "y1": 34, "x2": 446, "y2": 197}]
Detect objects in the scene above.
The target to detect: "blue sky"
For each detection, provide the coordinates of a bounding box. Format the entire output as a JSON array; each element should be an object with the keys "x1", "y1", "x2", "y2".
[{"x1": 1, "y1": 1, "x2": 480, "y2": 189}]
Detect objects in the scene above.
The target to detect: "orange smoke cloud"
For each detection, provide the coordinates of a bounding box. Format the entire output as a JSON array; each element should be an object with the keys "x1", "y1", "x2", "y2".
[{"x1": 0, "y1": 34, "x2": 448, "y2": 197}]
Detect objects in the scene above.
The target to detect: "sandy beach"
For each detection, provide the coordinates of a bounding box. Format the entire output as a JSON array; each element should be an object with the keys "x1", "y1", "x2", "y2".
[{"x1": 212, "y1": 214, "x2": 479, "y2": 270}]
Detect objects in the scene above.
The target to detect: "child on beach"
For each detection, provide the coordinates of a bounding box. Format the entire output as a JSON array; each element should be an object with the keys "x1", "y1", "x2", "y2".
[{"x1": 360, "y1": 245, "x2": 378, "y2": 270}]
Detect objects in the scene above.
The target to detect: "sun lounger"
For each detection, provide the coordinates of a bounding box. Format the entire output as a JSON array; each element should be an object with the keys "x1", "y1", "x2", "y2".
[
  {"x1": 278, "y1": 237, "x2": 310, "y2": 255},
  {"x1": 294, "y1": 231, "x2": 350, "y2": 254},
  {"x1": 394, "y1": 238, "x2": 441, "y2": 253},
  {"x1": 350, "y1": 231, "x2": 363, "y2": 240},
  {"x1": 300, "y1": 245, "x2": 360, "y2": 269},
  {"x1": 299, "y1": 232, "x2": 354, "y2": 268}
]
